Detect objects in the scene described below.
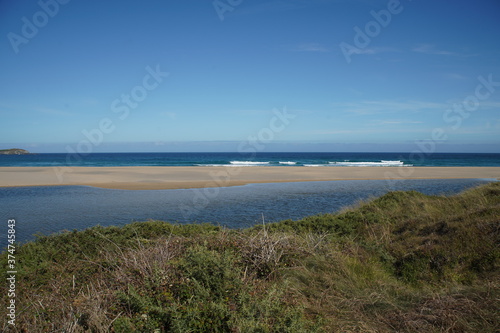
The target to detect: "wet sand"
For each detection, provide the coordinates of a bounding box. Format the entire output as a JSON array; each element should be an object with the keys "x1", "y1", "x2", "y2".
[{"x1": 0, "y1": 166, "x2": 499, "y2": 190}]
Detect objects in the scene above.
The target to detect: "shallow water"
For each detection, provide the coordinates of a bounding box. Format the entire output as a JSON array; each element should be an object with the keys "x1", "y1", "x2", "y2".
[{"x1": 0, "y1": 178, "x2": 496, "y2": 249}]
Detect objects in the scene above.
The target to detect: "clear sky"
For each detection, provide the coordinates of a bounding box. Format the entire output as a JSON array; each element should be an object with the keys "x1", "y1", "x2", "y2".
[{"x1": 1, "y1": 0, "x2": 499, "y2": 153}]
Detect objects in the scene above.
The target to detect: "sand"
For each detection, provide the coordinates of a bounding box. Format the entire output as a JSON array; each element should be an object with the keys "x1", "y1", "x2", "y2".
[{"x1": 0, "y1": 166, "x2": 499, "y2": 190}]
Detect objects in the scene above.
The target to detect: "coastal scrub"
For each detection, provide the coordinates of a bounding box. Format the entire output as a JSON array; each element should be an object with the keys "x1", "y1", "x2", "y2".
[{"x1": 1, "y1": 182, "x2": 498, "y2": 332}]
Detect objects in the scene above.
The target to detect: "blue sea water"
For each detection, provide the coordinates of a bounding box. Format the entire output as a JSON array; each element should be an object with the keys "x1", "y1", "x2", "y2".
[
  {"x1": 1, "y1": 152, "x2": 499, "y2": 249},
  {"x1": 0, "y1": 178, "x2": 497, "y2": 249},
  {"x1": 1, "y1": 152, "x2": 500, "y2": 167}
]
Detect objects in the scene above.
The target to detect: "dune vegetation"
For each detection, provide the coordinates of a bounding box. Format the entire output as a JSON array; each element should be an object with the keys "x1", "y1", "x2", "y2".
[{"x1": 1, "y1": 182, "x2": 499, "y2": 332}]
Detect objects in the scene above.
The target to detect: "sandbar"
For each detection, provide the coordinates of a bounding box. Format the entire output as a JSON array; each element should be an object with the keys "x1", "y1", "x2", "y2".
[{"x1": 0, "y1": 166, "x2": 499, "y2": 190}]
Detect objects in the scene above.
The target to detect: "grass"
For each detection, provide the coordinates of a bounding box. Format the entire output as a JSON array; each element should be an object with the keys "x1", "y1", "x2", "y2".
[{"x1": 1, "y1": 182, "x2": 499, "y2": 332}]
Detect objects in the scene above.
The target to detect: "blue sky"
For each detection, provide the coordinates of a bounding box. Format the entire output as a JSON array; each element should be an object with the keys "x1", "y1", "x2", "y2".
[{"x1": 1, "y1": 0, "x2": 499, "y2": 153}]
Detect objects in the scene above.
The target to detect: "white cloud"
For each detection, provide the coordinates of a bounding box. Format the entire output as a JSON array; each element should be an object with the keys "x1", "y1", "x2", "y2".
[
  {"x1": 295, "y1": 43, "x2": 330, "y2": 52},
  {"x1": 0, "y1": 102, "x2": 74, "y2": 116},
  {"x1": 234, "y1": 0, "x2": 346, "y2": 16},
  {"x1": 332, "y1": 100, "x2": 446, "y2": 115},
  {"x1": 479, "y1": 101, "x2": 500, "y2": 109},
  {"x1": 312, "y1": 129, "x2": 360, "y2": 135},
  {"x1": 34, "y1": 107, "x2": 74, "y2": 117},
  {"x1": 161, "y1": 111, "x2": 177, "y2": 119},
  {"x1": 82, "y1": 98, "x2": 100, "y2": 106},
  {"x1": 445, "y1": 73, "x2": 467, "y2": 80},
  {"x1": 412, "y1": 44, "x2": 477, "y2": 57},
  {"x1": 378, "y1": 120, "x2": 424, "y2": 125},
  {"x1": 354, "y1": 47, "x2": 400, "y2": 55},
  {"x1": 413, "y1": 44, "x2": 455, "y2": 56},
  {"x1": 309, "y1": 126, "x2": 432, "y2": 136}
]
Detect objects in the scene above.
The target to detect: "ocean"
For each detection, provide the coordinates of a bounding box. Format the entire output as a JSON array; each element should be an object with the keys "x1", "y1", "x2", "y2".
[
  {"x1": 1, "y1": 152, "x2": 499, "y2": 249},
  {"x1": 1, "y1": 152, "x2": 500, "y2": 167}
]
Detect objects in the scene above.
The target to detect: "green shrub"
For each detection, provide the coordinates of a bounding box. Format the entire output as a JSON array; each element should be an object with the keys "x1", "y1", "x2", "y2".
[{"x1": 1, "y1": 182, "x2": 499, "y2": 332}]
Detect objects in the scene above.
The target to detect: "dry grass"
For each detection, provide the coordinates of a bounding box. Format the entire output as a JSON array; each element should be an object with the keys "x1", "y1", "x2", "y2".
[{"x1": 1, "y1": 182, "x2": 499, "y2": 332}]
